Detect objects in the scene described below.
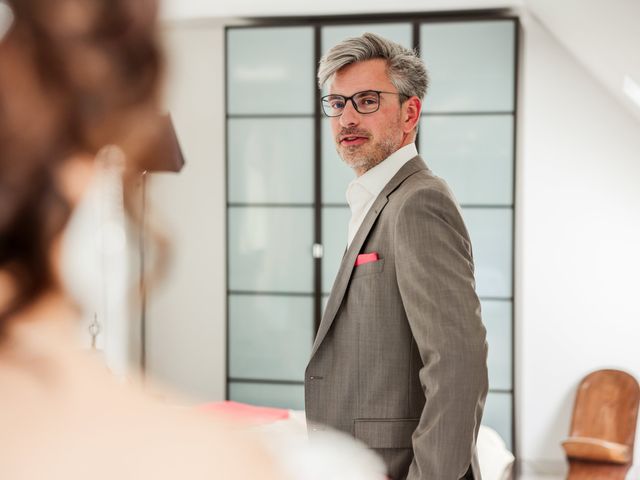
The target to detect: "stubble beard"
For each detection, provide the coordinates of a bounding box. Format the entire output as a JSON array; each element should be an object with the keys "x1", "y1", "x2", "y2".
[{"x1": 335, "y1": 119, "x2": 403, "y2": 175}]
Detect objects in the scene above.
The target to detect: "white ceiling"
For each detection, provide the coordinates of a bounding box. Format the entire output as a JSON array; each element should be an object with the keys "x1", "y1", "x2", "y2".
[
  {"x1": 160, "y1": 0, "x2": 640, "y2": 122},
  {"x1": 525, "y1": 0, "x2": 640, "y2": 122},
  {"x1": 160, "y1": 0, "x2": 522, "y2": 20}
]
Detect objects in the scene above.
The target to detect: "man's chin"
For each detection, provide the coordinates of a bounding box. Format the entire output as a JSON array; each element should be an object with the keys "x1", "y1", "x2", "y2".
[
  {"x1": 339, "y1": 154, "x2": 367, "y2": 170},
  {"x1": 341, "y1": 157, "x2": 378, "y2": 175},
  {"x1": 338, "y1": 147, "x2": 366, "y2": 165}
]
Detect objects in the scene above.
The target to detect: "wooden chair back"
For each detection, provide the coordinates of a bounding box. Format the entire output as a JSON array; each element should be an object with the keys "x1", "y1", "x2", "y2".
[{"x1": 563, "y1": 369, "x2": 640, "y2": 480}]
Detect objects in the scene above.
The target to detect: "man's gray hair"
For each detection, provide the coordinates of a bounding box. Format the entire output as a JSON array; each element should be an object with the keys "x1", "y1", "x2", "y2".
[{"x1": 317, "y1": 32, "x2": 429, "y2": 100}]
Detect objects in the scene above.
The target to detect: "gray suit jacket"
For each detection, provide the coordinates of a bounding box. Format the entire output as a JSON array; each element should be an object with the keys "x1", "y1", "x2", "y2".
[{"x1": 305, "y1": 156, "x2": 488, "y2": 480}]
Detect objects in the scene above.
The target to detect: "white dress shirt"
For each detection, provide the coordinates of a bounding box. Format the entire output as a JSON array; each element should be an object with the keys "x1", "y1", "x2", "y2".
[{"x1": 346, "y1": 143, "x2": 418, "y2": 247}]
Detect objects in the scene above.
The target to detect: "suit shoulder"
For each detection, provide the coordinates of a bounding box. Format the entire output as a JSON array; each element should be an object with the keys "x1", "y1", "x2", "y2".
[
  {"x1": 393, "y1": 169, "x2": 460, "y2": 208},
  {"x1": 391, "y1": 170, "x2": 472, "y2": 249}
]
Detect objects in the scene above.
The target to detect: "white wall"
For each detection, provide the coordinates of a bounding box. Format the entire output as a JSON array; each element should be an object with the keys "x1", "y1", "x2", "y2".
[
  {"x1": 517, "y1": 12, "x2": 640, "y2": 476},
  {"x1": 144, "y1": 23, "x2": 227, "y2": 401}
]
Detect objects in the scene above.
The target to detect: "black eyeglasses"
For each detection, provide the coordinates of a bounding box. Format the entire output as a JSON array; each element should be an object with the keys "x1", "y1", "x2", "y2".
[{"x1": 320, "y1": 90, "x2": 407, "y2": 117}]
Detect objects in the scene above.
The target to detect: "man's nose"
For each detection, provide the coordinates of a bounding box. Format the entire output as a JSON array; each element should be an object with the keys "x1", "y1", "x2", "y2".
[{"x1": 339, "y1": 100, "x2": 360, "y2": 127}]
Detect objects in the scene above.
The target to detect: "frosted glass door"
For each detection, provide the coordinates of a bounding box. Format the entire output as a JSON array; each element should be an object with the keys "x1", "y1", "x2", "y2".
[{"x1": 227, "y1": 26, "x2": 317, "y2": 410}]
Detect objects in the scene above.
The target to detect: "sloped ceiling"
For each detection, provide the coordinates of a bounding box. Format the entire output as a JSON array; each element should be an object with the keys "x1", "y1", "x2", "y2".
[{"x1": 524, "y1": 0, "x2": 640, "y2": 122}]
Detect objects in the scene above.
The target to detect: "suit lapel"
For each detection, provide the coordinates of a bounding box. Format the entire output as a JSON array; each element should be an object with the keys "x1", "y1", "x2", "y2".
[{"x1": 310, "y1": 156, "x2": 428, "y2": 359}]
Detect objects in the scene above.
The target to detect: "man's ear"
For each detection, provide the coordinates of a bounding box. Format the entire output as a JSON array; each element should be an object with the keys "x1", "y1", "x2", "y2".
[{"x1": 403, "y1": 96, "x2": 422, "y2": 134}]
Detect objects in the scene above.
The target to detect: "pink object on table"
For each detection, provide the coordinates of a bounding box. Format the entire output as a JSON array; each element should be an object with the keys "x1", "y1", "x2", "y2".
[
  {"x1": 355, "y1": 252, "x2": 379, "y2": 267},
  {"x1": 198, "y1": 400, "x2": 289, "y2": 425}
]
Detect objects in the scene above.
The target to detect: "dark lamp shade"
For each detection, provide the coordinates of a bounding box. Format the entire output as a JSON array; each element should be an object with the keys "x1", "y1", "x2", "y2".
[{"x1": 139, "y1": 114, "x2": 185, "y2": 173}]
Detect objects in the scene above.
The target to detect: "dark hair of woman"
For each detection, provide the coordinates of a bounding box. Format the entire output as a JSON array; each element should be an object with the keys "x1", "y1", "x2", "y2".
[{"x1": 0, "y1": 0, "x2": 166, "y2": 332}]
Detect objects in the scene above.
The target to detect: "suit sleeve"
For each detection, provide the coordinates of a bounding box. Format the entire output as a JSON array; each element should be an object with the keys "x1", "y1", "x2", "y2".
[{"x1": 394, "y1": 185, "x2": 489, "y2": 480}]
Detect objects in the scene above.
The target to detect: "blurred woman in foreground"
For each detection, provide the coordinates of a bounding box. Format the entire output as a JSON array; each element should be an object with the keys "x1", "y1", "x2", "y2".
[{"x1": 0, "y1": 0, "x2": 280, "y2": 478}]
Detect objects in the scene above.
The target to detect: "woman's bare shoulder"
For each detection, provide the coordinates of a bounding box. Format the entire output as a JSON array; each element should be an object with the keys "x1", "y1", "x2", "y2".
[{"x1": 0, "y1": 351, "x2": 283, "y2": 480}]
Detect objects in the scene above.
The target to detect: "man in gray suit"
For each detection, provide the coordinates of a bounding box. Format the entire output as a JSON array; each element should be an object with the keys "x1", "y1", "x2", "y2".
[{"x1": 304, "y1": 33, "x2": 488, "y2": 480}]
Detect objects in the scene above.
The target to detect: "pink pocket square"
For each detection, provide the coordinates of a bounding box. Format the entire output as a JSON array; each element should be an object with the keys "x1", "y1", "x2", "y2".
[{"x1": 355, "y1": 252, "x2": 379, "y2": 267}]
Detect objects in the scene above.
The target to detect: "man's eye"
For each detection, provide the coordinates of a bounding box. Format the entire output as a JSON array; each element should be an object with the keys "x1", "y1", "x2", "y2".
[
  {"x1": 330, "y1": 100, "x2": 345, "y2": 109},
  {"x1": 357, "y1": 96, "x2": 378, "y2": 107}
]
